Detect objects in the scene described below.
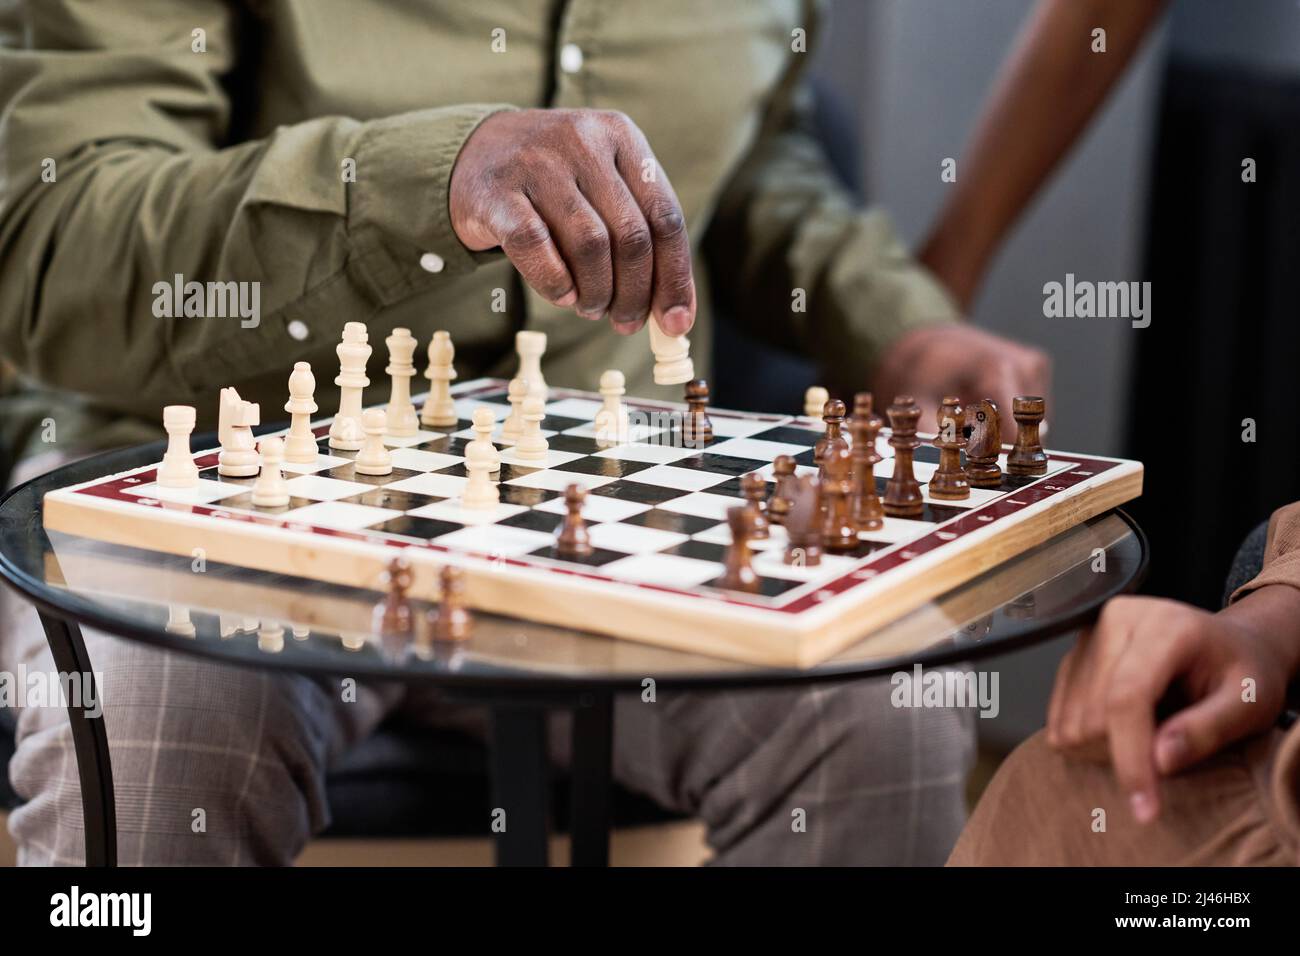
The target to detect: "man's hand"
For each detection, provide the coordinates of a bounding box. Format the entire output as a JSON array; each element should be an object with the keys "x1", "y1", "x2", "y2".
[
  {"x1": 1046, "y1": 591, "x2": 1300, "y2": 824},
  {"x1": 871, "y1": 324, "x2": 1051, "y2": 430},
  {"x1": 449, "y1": 109, "x2": 695, "y2": 336}
]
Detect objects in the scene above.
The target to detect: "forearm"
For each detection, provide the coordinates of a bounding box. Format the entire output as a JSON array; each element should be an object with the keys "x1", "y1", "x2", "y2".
[
  {"x1": 0, "y1": 106, "x2": 506, "y2": 407},
  {"x1": 920, "y1": 0, "x2": 1169, "y2": 307}
]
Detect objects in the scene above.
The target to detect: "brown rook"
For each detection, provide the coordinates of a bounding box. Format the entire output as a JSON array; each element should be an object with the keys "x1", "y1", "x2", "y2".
[{"x1": 883, "y1": 395, "x2": 924, "y2": 518}]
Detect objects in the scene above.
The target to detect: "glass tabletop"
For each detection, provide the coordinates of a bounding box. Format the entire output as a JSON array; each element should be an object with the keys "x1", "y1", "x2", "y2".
[{"x1": 0, "y1": 441, "x2": 1147, "y2": 692}]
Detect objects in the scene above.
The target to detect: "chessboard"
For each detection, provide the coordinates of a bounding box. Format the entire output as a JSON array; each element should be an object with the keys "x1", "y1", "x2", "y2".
[{"x1": 42, "y1": 379, "x2": 1143, "y2": 667}]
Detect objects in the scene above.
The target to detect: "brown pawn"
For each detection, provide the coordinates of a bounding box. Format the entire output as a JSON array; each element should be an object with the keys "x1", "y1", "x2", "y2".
[
  {"x1": 681, "y1": 378, "x2": 713, "y2": 447},
  {"x1": 965, "y1": 398, "x2": 1002, "y2": 488},
  {"x1": 820, "y1": 445, "x2": 858, "y2": 552},
  {"x1": 767, "y1": 455, "x2": 797, "y2": 525},
  {"x1": 740, "y1": 472, "x2": 770, "y2": 539},
  {"x1": 719, "y1": 506, "x2": 760, "y2": 593},
  {"x1": 784, "y1": 474, "x2": 822, "y2": 567},
  {"x1": 928, "y1": 396, "x2": 970, "y2": 500},
  {"x1": 814, "y1": 398, "x2": 848, "y2": 474},
  {"x1": 375, "y1": 557, "x2": 414, "y2": 638},
  {"x1": 883, "y1": 395, "x2": 924, "y2": 517},
  {"x1": 555, "y1": 483, "x2": 593, "y2": 557},
  {"x1": 429, "y1": 565, "x2": 473, "y2": 642},
  {"x1": 849, "y1": 402, "x2": 883, "y2": 532},
  {"x1": 1007, "y1": 395, "x2": 1049, "y2": 476}
]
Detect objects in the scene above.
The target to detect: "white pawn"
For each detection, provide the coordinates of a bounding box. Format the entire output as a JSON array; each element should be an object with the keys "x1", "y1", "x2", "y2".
[
  {"x1": 804, "y1": 386, "x2": 829, "y2": 421},
  {"x1": 158, "y1": 405, "x2": 200, "y2": 488},
  {"x1": 283, "y1": 362, "x2": 318, "y2": 464},
  {"x1": 461, "y1": 440, "x2": 499, "y2": 510},
  {"x1": 251, "y1": 437, "x2": 290, "y2": 507},
  {"x1": 514, "y1": 395, "x2": 549, "y2": 462},
  {"x1": 515, "y1": 330, "x2": 548, "y2": 400},
  {"x1": 355, "y1": 408, "x2": 392, "y2": 476},
  {"x1": 385, "y1": 327, "x2": 419, "y2": 437},
  {"x1": 594, "y1": 369, "x2": 629, "y2": 444},
  {"x1": 500, "y1": 377, "x2": 528, "y2": 442},
  {"x1": 421, "y1": 330, "x2": 457, "y2": 427},
  {"x1": 469, "y1": 407, "x2": 500, "y2": 471}
]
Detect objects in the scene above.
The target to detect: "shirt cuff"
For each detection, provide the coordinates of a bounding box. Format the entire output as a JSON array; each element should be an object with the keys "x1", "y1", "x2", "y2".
[
  {"x1": 1230, "y1": 502, "x2": 1300, "y2": 605},
  {"x1": 347, "y1": 103, "x2": 515, "y2": 304}
]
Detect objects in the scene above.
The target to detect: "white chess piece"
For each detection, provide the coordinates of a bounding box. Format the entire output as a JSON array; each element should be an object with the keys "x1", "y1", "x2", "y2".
[
  {"x1": 469, "y1": 407, "x2": 500, "y2": 471},
  {"x1": 647, "y1": 317, "x2": 694, "y2": 386},
  {"x1": 804, "y1": 386, "x2": 830, "y2": 421},
  {"x1": 164, "y1": 604, "x2": 197, "y2": 637},
  {"x1": 513, "y1": 395, "x2": 549, "y2": 462},
  {"x1": 515, "y1": 330, "x2": 548, "y2": 400},
  {"x1": 251, "y1": 436, "x2": 290, "y2": 507},
  {"x1": 421, "y1": 330, "x2": 457, "y2": 427},
  {"x1": 500, "y1": 377, "x2": 528, "y2": 442},
  {"x1": 594, "y1": 369, "x2": 629, "y2": 444},
  {"x1": 283, "y1": 362, "x2": 319, "y2": 464},
  {"x1": 218, "y1": 387, "x2": 261, "y2": 477},
  {"x1": 329, "y1": 322, "x2": 371, "y2": 450},
  {"x1": 158, "y1": 405, "x2": 200, "y2": 488},
  {"x1": 461, "y1": 440, "x2": 499, "y2": 510},
  {"x1": 355, "y1": 408, "x2": 393, "y2": 475},
  {"x1": 385, "y1": 327, "x2": 420, "y2": 436}
]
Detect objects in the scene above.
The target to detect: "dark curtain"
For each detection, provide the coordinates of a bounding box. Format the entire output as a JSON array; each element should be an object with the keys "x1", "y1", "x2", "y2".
[{"x1": 1127, "y1": 58, "x2": 1300, "y2": 608}]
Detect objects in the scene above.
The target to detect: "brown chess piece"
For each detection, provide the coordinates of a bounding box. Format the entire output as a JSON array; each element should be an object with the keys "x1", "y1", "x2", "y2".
[
  {"x1": 849, "y1": 402, "x2": 883, "y2": 532},
  {"x1": 784, "y1": 474, "x2": 823, "y2": 567},
  {"x1": 429, "y1": 565, "x2": 473, "y2": 642},
  {"x1": 928, "y1": 396, "x2": 970, "y2": 500},
  {"x1": 375, "y1": 556, "x2": 414, "y2": 638},
  {"x1": 1007, "y1": 395, "x2": 1049, "y2": 476},
  {"x1": 719, "y1": 506, "x2": 760, "y2": 592},
  {"x1": 740, "y1": 472, "x2": 770, "y2": 539},
  {"x1": 767, "y1": 455, "x2": 797, "y2": 526},
  {"x1": 814, "y1": 398, "x2": 848, "y2": 474},
  {"x1": 883, "y1": 395, "x2": 924, "y2": 518},
  {"x1": 820, "y1": 445, "x2": 857, "y2": 552},
  {"x1": 555, "y1": 483, "x2": 593, "y2": 557},
  {"x1": 681, "y1": 378, "x2": 713, "y2": 447},
  {"x1": 965, "y1": 398, "x2": 1002, "y2": 488}
]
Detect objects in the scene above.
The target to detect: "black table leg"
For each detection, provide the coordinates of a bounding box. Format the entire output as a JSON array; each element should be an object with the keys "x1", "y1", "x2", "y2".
[
  {"x1": 569, "y1": 691, "x2": 613, "y2": 867},
  {"x1": 38, "y1": 611, "x2": 116, "y2": 867},
  {"x1": 489, "y1": 704, "x2": 550, "y2": 866}
]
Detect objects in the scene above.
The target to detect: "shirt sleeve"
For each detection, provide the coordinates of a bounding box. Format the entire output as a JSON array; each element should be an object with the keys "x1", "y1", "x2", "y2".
[
  {"x1": 1229, "y1": 502, "x2": 1300, "y2": 604},
  {"x1": 0, "y1": 0, "x2": 511, "y2": 407},
  {"x1": 702, "y1": 4, "x2": 958, "y2": 388}
]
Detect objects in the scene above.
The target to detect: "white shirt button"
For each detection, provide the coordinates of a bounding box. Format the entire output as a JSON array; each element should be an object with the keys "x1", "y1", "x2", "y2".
[
  {"x1": 286, "y1": 320, "x2": 309, "y2": 341},
  {"x1": 559, "y1": 43, "x2": 584, "y2": 74},
  {"x1": 419, "y1": 252, "x2": 445, "y2": 273}
]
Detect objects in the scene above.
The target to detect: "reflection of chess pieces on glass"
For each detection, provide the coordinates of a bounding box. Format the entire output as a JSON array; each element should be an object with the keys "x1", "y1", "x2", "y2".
[
  {"x1": 374, "y1": 557, "x2": 415, "y2": 649},
  {"x1": 329, "y1": 322, "x2": 371, "y2": 450},
  {"x1": 955, "y1": 614, "x2": 994, "y2": 645},
  {"x1": 258, "y1": 621, "x2": 285, "y2": 653},
  {"x1": 164, "y1": 604, "x2": 196, "y2": 638},
  {"x1": 428, "y1": 565, "x2": 473, "y2": 642},
  {"x1": 284, "y1": 362, "x2": 319, "y2": 463},
  {"x1": 340, "y1": 632, "x2": 368, "y2": 652},
  {"x1": 1006, "y1": 591, "x2": 1037, "y2": 621},
  {"x1": 291, "y1": 625, "x2": 311, "y2": 641}
]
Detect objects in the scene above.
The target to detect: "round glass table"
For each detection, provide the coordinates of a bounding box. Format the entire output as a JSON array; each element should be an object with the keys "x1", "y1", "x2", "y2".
[{"x1": 0, "y1": 440, "x2": 1148, "y2": 866}]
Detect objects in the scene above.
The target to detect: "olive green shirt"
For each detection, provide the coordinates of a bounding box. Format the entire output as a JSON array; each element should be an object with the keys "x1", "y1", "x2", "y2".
[{"x1": 0, "y1": 0, "x2": 956, "y2": 461}]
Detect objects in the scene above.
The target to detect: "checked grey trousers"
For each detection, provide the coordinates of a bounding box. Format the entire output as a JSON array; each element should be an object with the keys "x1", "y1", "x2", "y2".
[{"x1": 2, "y1": 593, "x2": 974, "y2": 866}]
